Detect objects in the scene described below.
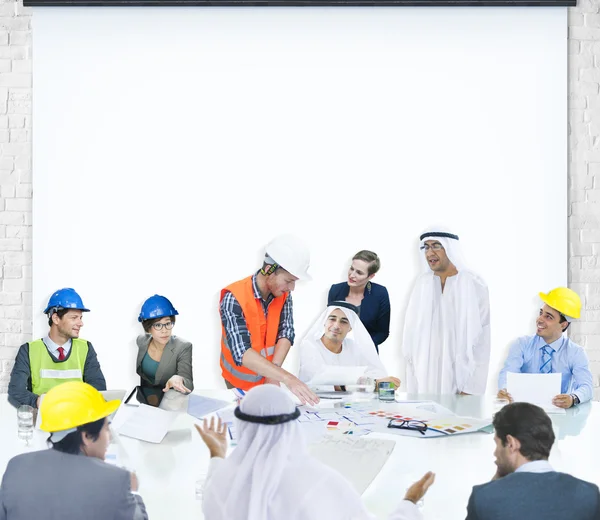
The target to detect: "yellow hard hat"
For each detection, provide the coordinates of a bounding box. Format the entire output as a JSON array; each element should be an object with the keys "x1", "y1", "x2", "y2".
[
  {"x1": 40, "y1": 382, "x2": 121, "y2": 433},
  {"x1": 539, "y1": 287, "x2": 581, "y2": 320}
]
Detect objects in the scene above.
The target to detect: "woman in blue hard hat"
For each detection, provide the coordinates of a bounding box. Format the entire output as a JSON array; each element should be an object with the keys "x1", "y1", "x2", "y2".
[{"x1": 136, "y1": 295, "x2": 193, "y2": 395}]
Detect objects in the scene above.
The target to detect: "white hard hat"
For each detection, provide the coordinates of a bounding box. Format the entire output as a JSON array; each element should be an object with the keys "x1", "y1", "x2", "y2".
[{"x1": 265, "y1": 234, "x2": 311, "y2": 281}]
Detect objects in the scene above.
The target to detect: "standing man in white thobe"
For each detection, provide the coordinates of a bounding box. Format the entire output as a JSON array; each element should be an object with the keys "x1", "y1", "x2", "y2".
[{"x1": 402, "y1": 228, "x2": 491, "y2": 395}]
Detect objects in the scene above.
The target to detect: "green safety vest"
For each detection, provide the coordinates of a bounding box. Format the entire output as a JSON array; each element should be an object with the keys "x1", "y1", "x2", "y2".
[{"x1": 29, "y1": 338, "x2": 88, "y2": 395}]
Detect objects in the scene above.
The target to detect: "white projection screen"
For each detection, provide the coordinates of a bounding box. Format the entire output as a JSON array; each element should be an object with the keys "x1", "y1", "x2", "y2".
[{"x1": 32, "y1": 7, "x2": 567, "y2": 393}]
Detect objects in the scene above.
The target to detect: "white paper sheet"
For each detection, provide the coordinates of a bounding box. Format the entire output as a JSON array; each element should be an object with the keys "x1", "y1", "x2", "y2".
[
  {"x1": 307, "y1": 365, "x2": 367, "y2": 386},
  {"x1": 412, "y1": 401, "x2": 457, "y2": 416},
  {"x1": 308, "y1": 435, "x2": 395, "y2": 494},
  {"x1": 114, "y1": 404, "x2": 179, "y2": 443},
  {"x1": 187, "y1": 394, "x2": 231, "y2": 420},
  {"x1": 507, "y1": 372, "x2": 566, "y2": 414}
]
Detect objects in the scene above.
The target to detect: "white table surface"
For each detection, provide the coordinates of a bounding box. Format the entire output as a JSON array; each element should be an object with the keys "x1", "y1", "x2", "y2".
[{"x1": 1, "y1": 391, "x2": 598, "y2": 520}]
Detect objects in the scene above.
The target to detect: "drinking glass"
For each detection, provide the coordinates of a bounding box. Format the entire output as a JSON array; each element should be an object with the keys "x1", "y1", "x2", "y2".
[{"x1": 17, "y1": 405, "x2": 34, "y2": 445}]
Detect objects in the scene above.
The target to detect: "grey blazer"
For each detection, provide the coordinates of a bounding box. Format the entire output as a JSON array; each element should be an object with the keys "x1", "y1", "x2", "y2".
[
  {"x1": 0, "y1": 449, "x2": 148, "y2": 520},
  {"x1": 466, "y1": 471, "x2": 600, "y2": 520},
  {"x1": 136, "y1": 334, "x2": 194, "y2": 391}
]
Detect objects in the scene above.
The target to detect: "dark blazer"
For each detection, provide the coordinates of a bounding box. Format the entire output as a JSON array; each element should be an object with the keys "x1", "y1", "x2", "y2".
[
  {"x1": 328, "y1": 281, "x2": 390, "y2": 350},
  {"x1": 466, "y1": 471, "x2": 600, "y2": 520},
  {"x1": 136, "y1": 334, "x2": 194, "y2": 391}
]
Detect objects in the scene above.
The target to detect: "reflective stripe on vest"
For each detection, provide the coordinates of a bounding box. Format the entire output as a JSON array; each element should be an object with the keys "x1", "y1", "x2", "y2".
[
  {"x1": 39, "y1": 369, "x2": 83, "y2": 379},
  {"x1": 29, "y1": 338, "x2": 88, "y2": 395},
  {"x1": 220, "y1": 345, "x2": 276, "y2": 384},
  {"x1": 220, "y1": 276, "x2": 287, "y2": 390}
]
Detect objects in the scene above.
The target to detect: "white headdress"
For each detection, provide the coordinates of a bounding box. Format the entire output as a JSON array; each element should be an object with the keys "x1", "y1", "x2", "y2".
[
  {"x1": 202, "y1": 385, "x2": 307, "y2": 520},
  {"x1": 418, "y1": 226, "x2": 468, "y2": 272},
  {"x1": 298, "y1": 302, "x2": 386, "y2": 382}
]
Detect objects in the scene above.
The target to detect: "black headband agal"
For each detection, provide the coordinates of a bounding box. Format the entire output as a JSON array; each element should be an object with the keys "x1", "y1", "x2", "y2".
[
  {"x1": 419, "y1": 232, "x2": 459, "y2": 241},
  {"x1": 329, "y1": 300, "x2": 359, "y2": 315},
  {"x1": 234, "y1": 406, "x2": 300, "y2": 425}
]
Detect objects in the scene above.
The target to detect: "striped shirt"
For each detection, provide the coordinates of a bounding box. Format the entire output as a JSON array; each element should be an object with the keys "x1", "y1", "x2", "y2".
[{"x1": 220, "y1": 272, "x2": 295, "y2": 366}]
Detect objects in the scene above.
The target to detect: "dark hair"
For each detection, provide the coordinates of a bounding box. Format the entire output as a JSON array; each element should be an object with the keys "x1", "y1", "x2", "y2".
[
  {"x1": 49, "y1": 417, "x2": 106, "y2": 455},
  {"x1": 142, "y1": 315, "x2": 176, "y2": 333},
  {"x1": 352, "y1": 250, "x2": 380, "y2": 276},
  {"x1": 493, "y1": 402, "x2": 555, "y2": 461},
  {"x1": 48, "y1": 308, "x2": 71, "y2": 327},
  {"x1": 559, "y1": 314, "x2": 570, "y2": 332}
]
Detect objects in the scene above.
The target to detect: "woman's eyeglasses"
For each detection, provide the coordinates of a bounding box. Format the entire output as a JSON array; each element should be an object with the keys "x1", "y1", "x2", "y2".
[
  {"x1": 387, "y1": 419, "x2": 428, "y2": 435},
  {"x1": 152, "y1": 322, "x2": 174, "y2": 331}
]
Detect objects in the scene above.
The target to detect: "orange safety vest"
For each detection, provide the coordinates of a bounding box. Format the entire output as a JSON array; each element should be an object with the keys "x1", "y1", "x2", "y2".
[{"x1": 220, "y1": 276, "x2": 287, "y2": 390}]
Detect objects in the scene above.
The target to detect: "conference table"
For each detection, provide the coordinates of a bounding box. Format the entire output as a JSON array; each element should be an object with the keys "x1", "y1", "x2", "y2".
[{"x1": 0, "y1": 390, "x2": 598, "y2": 520}]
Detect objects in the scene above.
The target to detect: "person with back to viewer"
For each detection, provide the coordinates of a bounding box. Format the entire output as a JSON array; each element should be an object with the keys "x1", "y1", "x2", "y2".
[
  {"x1": 0, "y1": 381, "x2": 148, "y2": 520},
  {"x1": 196, "y1": 384, "x2": 435, "y2": 520},
  {"x1": 465, "y1": 401, "x2": 600, "y2": 519}
]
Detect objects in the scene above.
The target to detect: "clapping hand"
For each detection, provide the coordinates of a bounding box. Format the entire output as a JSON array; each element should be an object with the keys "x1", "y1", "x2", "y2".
[
  {"x1": 195, "y1": 417, "x2": 228, "y2": 459},
  {"x1": 404, "y1": 472, "x2": 436, "y2": 504}
]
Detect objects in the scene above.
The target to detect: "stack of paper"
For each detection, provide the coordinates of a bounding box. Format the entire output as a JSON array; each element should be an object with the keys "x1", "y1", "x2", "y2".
[
  {"x1": 507, "y1": 372, "x2": 566, "y2": 414},
  {"x1": 186, "y1": 394, "x2": 231, "y2": 420},
  {"x1": 113, "y1": 404, "x2": 178, "y2": 443},
  {"x1": 307, "y1": 366, "x2": 367, "y2": 386}
]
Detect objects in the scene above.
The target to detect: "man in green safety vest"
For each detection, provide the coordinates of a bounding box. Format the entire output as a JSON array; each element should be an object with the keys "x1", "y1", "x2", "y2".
[{"x1": 8, "y1": 288, "x2": 106, "y2": 408}]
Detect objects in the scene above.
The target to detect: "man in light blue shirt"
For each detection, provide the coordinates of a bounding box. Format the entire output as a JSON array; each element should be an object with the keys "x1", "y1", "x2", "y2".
[{"x1": 498, "y1": 287, "x2": 593, "y2": 408}]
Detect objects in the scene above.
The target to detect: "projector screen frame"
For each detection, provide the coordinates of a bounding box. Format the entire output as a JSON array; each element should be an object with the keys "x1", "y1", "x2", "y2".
[{"x1": 24, "y1": 0, "x2": 576, "y2": 7}]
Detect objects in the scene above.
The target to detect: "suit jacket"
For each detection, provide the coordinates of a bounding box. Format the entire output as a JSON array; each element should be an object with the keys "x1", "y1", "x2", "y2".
[
  {"x1": 0, "y1": 449, "x2": 148, "y2": 520},
  {"x1": 466, "y1": 471, "x2": 600, "y2": 520},
  {"x1": 328, "y1": 282, "x2": 391, "y2": 349},
  {"x1": 136, "y1": 334, "x2": 194, "y2": 391}
]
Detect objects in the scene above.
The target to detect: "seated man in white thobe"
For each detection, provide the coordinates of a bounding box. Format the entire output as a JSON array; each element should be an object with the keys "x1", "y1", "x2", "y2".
[
  {"x1": 298, "y1": 301, "x2": 400, "y2": 390},
  {"x1": 403, "y1": 228, "x2": 491, "y2": 395},
  {"x1": 195, "y1": 384, "x2": 435, "y2": 520}
]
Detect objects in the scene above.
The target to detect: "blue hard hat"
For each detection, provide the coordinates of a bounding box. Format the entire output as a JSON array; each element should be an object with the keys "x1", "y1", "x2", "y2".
[
  {"x1": 43, "y1": 288, "x2": 90, "y2": 314},
  {"x1": 138, "y1": 295, "x2": 179, "y2": 322}
]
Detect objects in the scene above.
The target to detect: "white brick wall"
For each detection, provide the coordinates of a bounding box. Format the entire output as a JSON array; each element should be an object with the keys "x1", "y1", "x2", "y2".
[
  {"x1": 0, "y1": 2, "x2": 598, "y2": 399},
  {"x1": 569, "y1": 2, "x2": 600, "y2": 400},
  {"x1": 0, "y1": 0, "x2": 31, "y2": 392}
]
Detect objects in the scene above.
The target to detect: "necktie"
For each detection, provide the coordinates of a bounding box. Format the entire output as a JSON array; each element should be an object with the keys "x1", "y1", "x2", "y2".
[
  {"x1": 57, "y1": 347, "x2": 65, "y2": 361},
  {"x1": 540, "y1": 345, "x2": 553, "y2": 374}
]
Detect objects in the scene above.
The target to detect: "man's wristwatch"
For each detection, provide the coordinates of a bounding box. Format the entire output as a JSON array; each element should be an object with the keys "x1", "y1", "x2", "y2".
[{"x1": 570, "y1": 394, "x2": 580, "y2": 406}]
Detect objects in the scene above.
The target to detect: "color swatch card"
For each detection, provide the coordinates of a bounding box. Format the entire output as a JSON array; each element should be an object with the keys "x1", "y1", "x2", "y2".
[
  {"x1": 370, "y1": 411, "x2": 491, "y2": 438},
  {"x1": 298, "y1": 401, "x2": 491, "y2": 439}
]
